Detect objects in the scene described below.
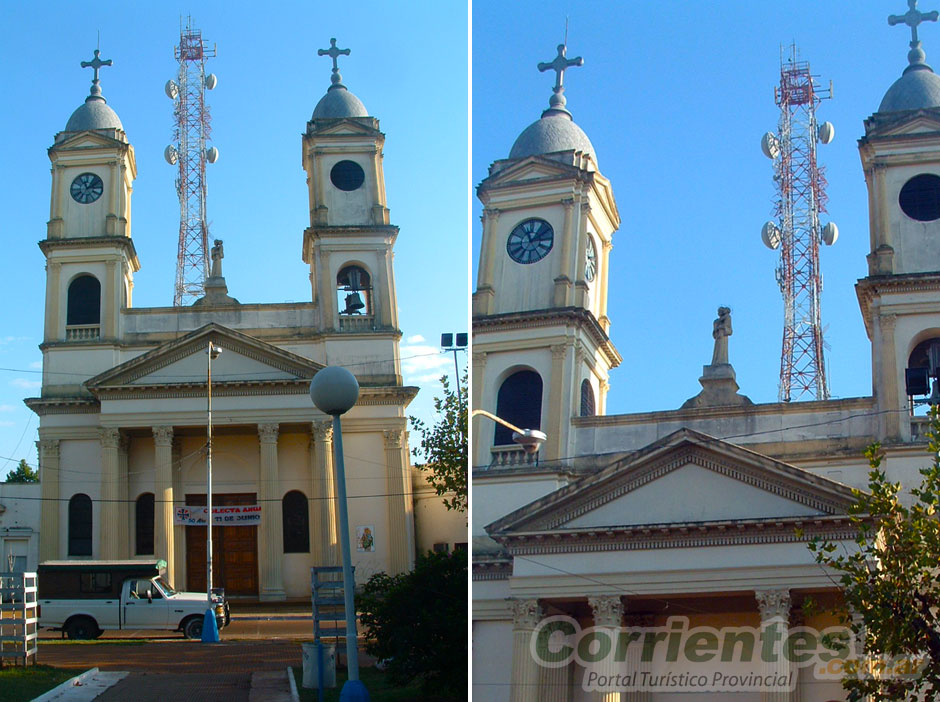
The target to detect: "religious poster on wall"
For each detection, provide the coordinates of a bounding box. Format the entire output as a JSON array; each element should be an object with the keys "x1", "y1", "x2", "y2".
[
  {"x1": 174, "y1": 504, "x2": 262, "y2": 526},
  {"x1": 356, "y1": 525, "x2": 375, "y2": 552}
]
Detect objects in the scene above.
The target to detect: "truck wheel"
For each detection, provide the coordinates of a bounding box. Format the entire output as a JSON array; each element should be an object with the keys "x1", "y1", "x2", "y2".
[
  {"x1": 182, "y1": 616, "x2": 203, "y2": 639},
  {"x1": 65, "y1": 616, "x2": 99, "y2": 640}
]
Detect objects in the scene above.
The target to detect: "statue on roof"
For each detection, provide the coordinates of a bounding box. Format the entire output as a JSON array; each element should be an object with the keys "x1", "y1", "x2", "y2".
[{"x1": 711, "y1": 306, "x2": 732, "y2": 366}]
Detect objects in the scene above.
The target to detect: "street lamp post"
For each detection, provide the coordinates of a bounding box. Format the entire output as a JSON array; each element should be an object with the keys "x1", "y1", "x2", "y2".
[
  {"x1": 202, "y1": 341, "x2": 222, "y2": 643},
  {"x1": 309, "y1": 366, "x2": 369, "y2": 702},
  {"x1": 471, "y1": 408, "x2": 547, "y2": 457}
]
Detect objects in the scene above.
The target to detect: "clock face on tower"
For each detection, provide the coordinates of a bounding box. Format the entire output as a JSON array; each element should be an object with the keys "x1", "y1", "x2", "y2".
[
  {"x1": 507, "y1": 218, "x2": 554, "y2": 264},
  {"x1": 70, "y1": 173, "x2": 104, "y2": 204},
  {"x1": 585, "y1": 236, "x2": 597, "y2": 282}
]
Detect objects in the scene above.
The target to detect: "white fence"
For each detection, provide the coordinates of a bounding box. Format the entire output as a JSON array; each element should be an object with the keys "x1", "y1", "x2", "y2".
[{"x1": 0, "y1": 572, "x2": 38, "y2": 666}]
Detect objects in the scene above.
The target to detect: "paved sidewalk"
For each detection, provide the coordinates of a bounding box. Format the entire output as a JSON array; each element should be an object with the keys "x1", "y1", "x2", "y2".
[{"x1": 38, "y1": 640, "x2": 302, "y2": 701}]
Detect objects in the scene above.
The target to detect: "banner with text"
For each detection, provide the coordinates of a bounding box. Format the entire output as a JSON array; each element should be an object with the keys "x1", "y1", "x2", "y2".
[{"x1": 174, "y1": 504, "x2": 262, "y2": 526}]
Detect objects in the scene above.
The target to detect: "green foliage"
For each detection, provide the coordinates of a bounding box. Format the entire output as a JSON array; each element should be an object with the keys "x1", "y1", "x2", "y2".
[
  {"x1": 3, "y1": 459, "x2": 38, "y2": 483},
  {"x1": 410, "y1": 374, "x2": 467, "y2": 512},
  {"x1": 357, "y1": 549, "x2": 467, "y2": 696},
  {"x1": 808, "y1": 405, "x2": 940, "y2": 701}
]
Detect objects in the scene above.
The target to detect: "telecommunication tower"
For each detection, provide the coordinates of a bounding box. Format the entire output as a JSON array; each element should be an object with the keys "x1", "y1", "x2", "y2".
[
  {"x1": 760, "y1": 46, "x2": 838, "y2": 402},
  {"x1": 164, "y1": 19, "x2": 219, "y2": 306}
]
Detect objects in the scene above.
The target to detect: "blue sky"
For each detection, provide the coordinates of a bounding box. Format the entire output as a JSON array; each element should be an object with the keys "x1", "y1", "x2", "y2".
[
  {"x1": 0, "y1": 1, "x2": 468, "y2": 472},
  {"x1": 472, "y1": 1, "x2": 922, "y2": 416}
]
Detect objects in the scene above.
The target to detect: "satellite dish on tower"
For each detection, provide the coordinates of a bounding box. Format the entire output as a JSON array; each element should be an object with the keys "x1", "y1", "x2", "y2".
[
  {"x1": 205, "y1": 73, "x2": 217, "y2": 90},
  {"x1": 206, "y1": 147, "x2": 219, "y2": 164},
  {"x1": 821, "y1": 222, "x2": 839, "y2": 245},
  {"x1": 761, "y1": 132, "x2": 780, "y2": 159},
  {"x1": 818, "y1": 121, "x2": 835, "y2": 144},
  {"x1": 761, "y1": 221, "x2": 781, "y2": 250},
  {"x1": 165, "y1": 79, "x2": 179, "y2": 100},
  {"x1": 164, "y1": 145, "x2": 178, "y2": 165}
]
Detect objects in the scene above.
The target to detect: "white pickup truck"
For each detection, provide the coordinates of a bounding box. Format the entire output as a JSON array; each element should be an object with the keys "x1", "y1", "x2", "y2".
[{"x1": 37, "y1": 560, "x2": 229, "y2": 639}]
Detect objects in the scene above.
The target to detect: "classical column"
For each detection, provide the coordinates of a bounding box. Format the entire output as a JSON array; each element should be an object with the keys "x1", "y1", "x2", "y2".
[
  {"x1": 545, "y1": 343, "x2": 570, "y2": 461},
  {"x1": 44, "y1": 261, "x2": 62, "y2": 341},
  {"x1": 153, "y1": 426, "x2": 175, "y2": 584},
  {"x1": 38, "y1": 439, "x2": 60, "y2": 561},
  {"x1": 258, "y1": 423, "x2": 285, "y2": 600},
  {"x1": 384, "y1": 428, "x2": 413, "y2": 574},
  {"x1": 622, "y1": 615, "x2": 653, "y2": 702},
  {"x1": 313, "y1": 420, "x2": 340, "y2": 566},
  {"x1": 510, "y1": 599, "x2": 544, "y2": 702},
  {"x1": 118, "y1": 434, "x2": 130, "y2": 557},
  {"x1": 539, "y1": 608, "x2": 573, "y2": 702},
  {"x1": 471, "y1": 351, "x2": 488, "y2": 468},
  {"x1": 589, "y1": 595, "x2": 625, "y2": 702},
  {"x1": 879, "y1": 313, "x2": 901, "y2": 440},
  {"x1": 171, "y1": 438, "x2": 186, "y2": 587},
  {"x1": 553, "y1": 199, "x2": 577, "y2": 307},
  {"x1": 755, "y1": 589, "x2": 795, "y2": 702},
  {"x1": 99, "y1": 427, "x2": 121, "y2": 559}
]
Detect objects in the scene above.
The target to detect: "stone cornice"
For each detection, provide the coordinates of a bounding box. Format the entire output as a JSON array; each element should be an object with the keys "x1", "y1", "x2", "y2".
[
  {"x1": 494, "y1": 515, "x2": 860, "y2": 556},
  {"x1": 856, "y1": 272, "x2": 940, "y2": 336},
  {"x1": 473, "y1": 307, "x2": 622, "y2": 368},
  {"x1": 24, "y1": 396, "x2": 100, "y2": 415},
  {"x1": 39, "y1": 235, "x2": 139, "y2": 269}
]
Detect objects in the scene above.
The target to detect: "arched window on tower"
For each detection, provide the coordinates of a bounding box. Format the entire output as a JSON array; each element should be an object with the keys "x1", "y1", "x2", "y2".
[
  {"x1": 282, "y1": 490, "x2": 310, "y2": 553},
  {"x1": 580, "y1": 379, "x2": 596, "y2": 417},
  {"x1": 336, "y1": 266, "x2": 372, "y2": 316},
  {"x1": 494, "y1": 370, "x2": 543, "y2": 445},
  {"x1": 68, "y1": 493, "x2": 93, "y2": 556},
  {"x1": 907, "y1": 336, "x2": 940, "y2": 415},
  {"x1": 67, "y1": 275, "x2": 101, "y2": 325},
  {"x1": 135, "y1": 493, "x2": 155, "y2": 555}
]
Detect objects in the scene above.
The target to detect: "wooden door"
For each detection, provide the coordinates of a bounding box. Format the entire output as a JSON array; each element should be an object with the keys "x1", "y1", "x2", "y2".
[{"x1": 186, "y1": 493, "x2": 259, "y2": 596}]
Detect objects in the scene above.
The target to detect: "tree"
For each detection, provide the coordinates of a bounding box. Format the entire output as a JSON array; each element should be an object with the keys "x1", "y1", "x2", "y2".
[
  {"x1": 357, "y1": 548, "x2": 467, "y2": 697},
  {"x1": 410, "y1": 373, "x2": 467, "y2": 512},
  {"x1": 3, "y1": 459, "x2": 38, "y2": 483},
  {"x1": 808, "y1": 406, "x2": 940, "y2": 701}
]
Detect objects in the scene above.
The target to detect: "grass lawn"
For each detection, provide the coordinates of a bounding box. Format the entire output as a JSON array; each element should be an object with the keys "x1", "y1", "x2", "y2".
[
  {"x1": 0, "y1": 664, "x2": 77, "y2": 702},
  {"x1": 292, "y1": 665, "x2": 460, "y2": 701}
]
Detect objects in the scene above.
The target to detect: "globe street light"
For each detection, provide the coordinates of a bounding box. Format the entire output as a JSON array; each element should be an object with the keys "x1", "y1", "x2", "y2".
[{"x1": 309, "y1": 366, "x2": 368, "y2": 702}]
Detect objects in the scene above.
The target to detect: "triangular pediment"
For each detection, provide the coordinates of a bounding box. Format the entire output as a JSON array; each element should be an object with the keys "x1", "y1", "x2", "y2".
[
  {"x1": 50, "y1": 131, "x2": 126, "y2": 151},
  {"x1": 865, "y1": 109, "x2": 940, "y2": 138},
  {"x1": 85, "y1": 323, "x2": 324, "y2": 393},
  {"x1": 482, "y1": 155, "x2": 585, "y2": 189},
  {"x1": 487, "y1": 429, "x2": 857, "y2": 535},
  {"x1": 305, "y1": 118, "x2": 382, "y2": 138}
]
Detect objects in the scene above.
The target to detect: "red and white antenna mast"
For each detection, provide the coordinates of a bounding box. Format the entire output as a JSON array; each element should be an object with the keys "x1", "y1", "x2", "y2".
[
  {"x1": 164, "y1": 18, "x2": 219, "y2": 306},
  {"x1": 760, "y1": 45, "x2": 838, "y2": 402}
]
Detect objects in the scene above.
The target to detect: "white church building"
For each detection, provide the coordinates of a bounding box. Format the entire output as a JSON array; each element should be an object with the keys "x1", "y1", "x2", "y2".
[
  {"x1": 472, "y1": 12, "x2": 940, "y2": 702},
  {"x1": 17, "y1": 43, "x2": 461, "y2": 601}
]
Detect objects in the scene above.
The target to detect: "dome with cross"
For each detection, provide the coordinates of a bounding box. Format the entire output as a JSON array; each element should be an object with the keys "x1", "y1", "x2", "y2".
[
  {"x1": 64, "y1": 50, "x2": 124, "y2": 133},
  {"x1": 508, "y1": 43, "x2": 596, "y2": 165},
  {"x1": 311, "y1": 38, "x2": 368, "y2": 120},
  {"x1": 879, "y1": 1, "x2": 940, "y2": 113}
]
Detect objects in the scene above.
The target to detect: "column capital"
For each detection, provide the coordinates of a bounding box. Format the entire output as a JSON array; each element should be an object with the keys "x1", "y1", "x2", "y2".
[
  {"x1": 755, "y1": 588, "x2": 791, "y2": 621},
  {"x1": 880, "y1": 313, "x2": 897, "y2": 333},
  {"x1": 561, "y1": 197, "x2": 576, "y2": 211},
  {"x1": 38, "y1": 438, "x2": 60, "y2": 458},
  {"x1": 98, "y1": 426, "x2": 121, "y2": 449},
  {"x1": 510, "y1": 598, "x2": 543, "y2": 629},
  {"x1": 312, "y1": 419, "x2": 333, "y2": 442},
  {"x1": 258, "y1": 423, "x2": 280, "y2": 444},
  {"x1": 152, "y1": 426, "x2": 174, "y2": 447},
  {"x1": 483, "y1": 207, "x2": 501, "y2": 222},
  {"x1": 472, "y1": 351, "x2": 487, "y2": 366},
  {"x1": 550, "y1": 343, "x2": 567, "y2": 360},
  {"x1": 588, "y1": 595, "x2": 624, "y2": 627},
  {"x1": 383, "y1": 428, "x2": 403, "y2": 449}
]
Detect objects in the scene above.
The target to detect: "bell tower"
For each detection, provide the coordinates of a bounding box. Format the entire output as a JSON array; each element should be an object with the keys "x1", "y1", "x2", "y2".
[
  {"x1": 301, "y1": 39, "x2": 399, "y2": 337},
  {"x1": 472, "y1": 43, "x2": 621, "y2": 470},
  {"x1": 42, "y1": 51, "x2": 139, "y2": 393},
  {"x1": 857, "y1": 2, "x2": 940, "y2": 441}
]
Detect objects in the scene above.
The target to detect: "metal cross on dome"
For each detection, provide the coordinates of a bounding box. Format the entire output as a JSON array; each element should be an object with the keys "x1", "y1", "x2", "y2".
[
  {"x1": 80, "y1": 49, "x2": 112, "y2": 84},
  {"x1": 318, "y1": 38, "x2": 350, "y2": 85},
  {"x1": 889, "y1": 0, "x2": 939, "y2": 46},
  {"x1": 538, "y1": 43, "x2": 583, "y2": 95}
]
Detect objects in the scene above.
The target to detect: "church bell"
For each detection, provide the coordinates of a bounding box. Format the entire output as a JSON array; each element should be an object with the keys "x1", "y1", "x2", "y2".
[{"x1": 343, "y1": 292, "x2": 365, "y2": 315}]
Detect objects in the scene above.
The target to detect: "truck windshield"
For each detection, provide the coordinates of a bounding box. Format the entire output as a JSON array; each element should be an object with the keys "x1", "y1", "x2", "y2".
[{"x1": 155, "y1": 577, "x2": 177, "y2": 596}]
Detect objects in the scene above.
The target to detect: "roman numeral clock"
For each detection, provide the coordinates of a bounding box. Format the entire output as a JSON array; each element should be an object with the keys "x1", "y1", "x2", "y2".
[{"x1": 507, "y1": 218, "x2": 554, "y2": 264}]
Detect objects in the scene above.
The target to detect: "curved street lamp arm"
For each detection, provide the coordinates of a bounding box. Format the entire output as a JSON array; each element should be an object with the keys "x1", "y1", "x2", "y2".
[{"x1": 471, "y1": 408, "x2": 526, "y2": 435}]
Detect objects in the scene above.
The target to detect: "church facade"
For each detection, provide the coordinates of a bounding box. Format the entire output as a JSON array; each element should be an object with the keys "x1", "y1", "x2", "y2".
[
  {"x1": 472, "y1": 15, "x2": 940, "y2": 702},
  {"x1": 26, "y1": 47, "x2": 424, "y2": 600}
]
